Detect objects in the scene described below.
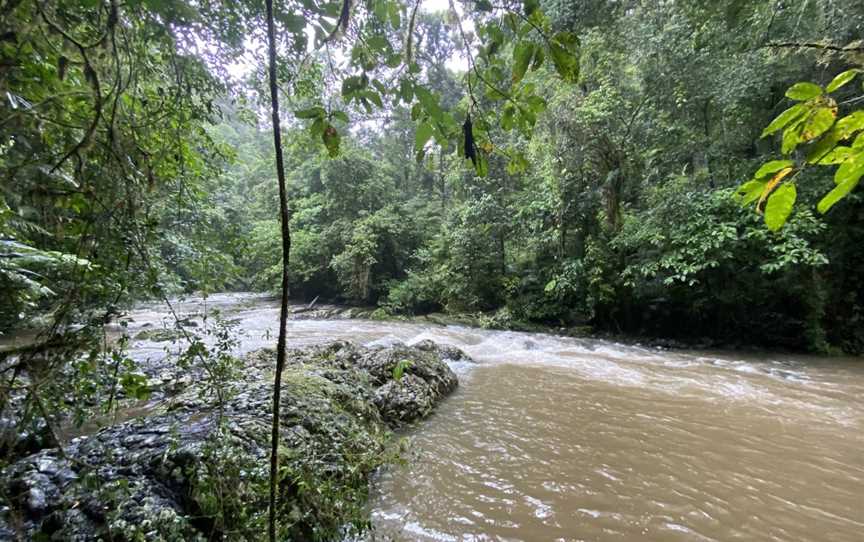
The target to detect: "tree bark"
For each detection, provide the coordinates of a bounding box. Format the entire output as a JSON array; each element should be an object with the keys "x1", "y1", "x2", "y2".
[{"x1": 264, "y1": 0, "x2": 292, "y2": 539}]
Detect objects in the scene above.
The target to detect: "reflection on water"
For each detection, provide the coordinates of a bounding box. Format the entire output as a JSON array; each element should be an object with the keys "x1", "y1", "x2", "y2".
[{"x1": 120, "y1": 294, "x2": 864, "y2": 541}]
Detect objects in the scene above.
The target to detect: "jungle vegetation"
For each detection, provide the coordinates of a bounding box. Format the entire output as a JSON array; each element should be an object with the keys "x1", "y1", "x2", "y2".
[
  {"x1": 4, "y1": 1, "x2": 864, "y2": 353},
  {"x1": 3, "y1": 0, "x2": 864, "y2": 538}
]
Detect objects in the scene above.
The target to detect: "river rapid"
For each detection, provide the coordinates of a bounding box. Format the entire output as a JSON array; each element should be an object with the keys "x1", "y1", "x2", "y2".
[{"x1": 119, "y1": 294, "x2": 863, "y2": 542}]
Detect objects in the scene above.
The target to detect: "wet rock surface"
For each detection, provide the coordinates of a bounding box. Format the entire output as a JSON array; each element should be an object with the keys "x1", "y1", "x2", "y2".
[{"x1": 1, "y1": 341, "x2": 463, "y2": 541}]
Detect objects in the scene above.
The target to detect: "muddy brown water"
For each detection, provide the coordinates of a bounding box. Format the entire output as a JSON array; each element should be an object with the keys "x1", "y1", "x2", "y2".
[{"x1": 52, "y1": 294, "x2": 864, "y2": 540}]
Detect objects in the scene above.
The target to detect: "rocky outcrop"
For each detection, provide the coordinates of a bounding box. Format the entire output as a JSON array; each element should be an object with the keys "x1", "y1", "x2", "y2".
[{"x1": 1, "y1": 340, "x2": 464, "y2": 541}]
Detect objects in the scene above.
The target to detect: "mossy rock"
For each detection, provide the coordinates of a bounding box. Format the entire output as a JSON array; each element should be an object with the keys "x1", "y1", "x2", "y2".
[{"x1": 1, "y1": 340, "x2": 464, "y2": 541}]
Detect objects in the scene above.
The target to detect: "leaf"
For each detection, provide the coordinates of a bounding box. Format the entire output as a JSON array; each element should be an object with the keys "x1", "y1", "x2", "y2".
[
  {"x1": 834, "y1": 154, "x2": 864, "y2": 185},
  {"x1": 806, "y1": 128, "x2": 843, "y2": 163},
  {"x1": 523, "y1": 0, "x2": 540, "y2": 16},
  {"x1": 800, "y1": 106, "x2": 837, "y2": 142},
  {"x1": 818, "y1": 173, "x2": 862, "y2": 214},
  {"x1": 781, "y1": 125, "x2": 801, "y2": 154},
  {"x1": 512, "y1": 41, "x2": 533, "y2": 84},
  {"x1": 826, "y1": 69, "x2": 861, "y2": 93},
  {"x1": 785, "y1": 82, "x2": 822, "y2": 101},
  {"x1": 764, "y1": 183, "x2": 796, "y2": 231},
  {"x1": 813, "y1": 146, "x2": 853, "y2": 165},
  {"x1": 330, "y1": 110, "x2": 349, "y2": 123},
  {"x1": 757, "y1": 167, "x2": 793, "y2": 211},
  {"x1": 835, "y1": 111, "x2": 864, "y2": 139},
  {"x1": 753, "y1": 159, "x2": 794, "y2": 179},
  {"x1": 549, "y1": 32, "x2": 580, "y2": 83},
  {"x1": 415, "y1": 122, "x2": 434, "y2": 152},
  {"x1": 736, "y1": 180, "x2": 766, "y2": 206},
  {"x1": 294, "y1": 107, "x2": 326, "y2": 119},
  {"x1": 761, "y1": 104, "x2": 807, "y2": 137}
]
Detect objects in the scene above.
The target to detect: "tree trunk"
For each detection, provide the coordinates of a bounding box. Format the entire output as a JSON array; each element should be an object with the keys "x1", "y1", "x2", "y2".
[{"x1": 264, "y1": 0, "x2": 292, "y2": 539}]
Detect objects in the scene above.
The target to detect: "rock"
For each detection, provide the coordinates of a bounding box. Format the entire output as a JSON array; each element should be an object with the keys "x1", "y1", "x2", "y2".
[
  {"x1": 1, "y1": 340, "x2": 464, "y2": 540},
  {"x1": 133, "y1": 328, "x2": 186, "y2": 342},
  {"x1": 412, "y1": 339, "x2": 474, "y2": 363}
]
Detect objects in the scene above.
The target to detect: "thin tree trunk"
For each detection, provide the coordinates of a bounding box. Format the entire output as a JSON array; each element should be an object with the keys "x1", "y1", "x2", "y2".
[{"x1": 264, "y1": 0, "x2": 292, "y2": 539}]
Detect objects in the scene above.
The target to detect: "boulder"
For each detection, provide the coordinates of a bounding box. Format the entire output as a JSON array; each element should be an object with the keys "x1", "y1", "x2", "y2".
[{"x1": 1, "y1": 340, "x2": 463, "y2": 541}]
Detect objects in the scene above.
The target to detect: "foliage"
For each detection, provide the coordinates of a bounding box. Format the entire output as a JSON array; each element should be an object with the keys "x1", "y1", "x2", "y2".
[{"x1": 740, "y1": 68, "x2": 864, "y2": 230}]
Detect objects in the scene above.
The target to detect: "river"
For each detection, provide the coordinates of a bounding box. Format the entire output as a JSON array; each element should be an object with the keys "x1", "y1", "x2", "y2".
[{"x1": 118, "y1": 293, "x2": 863, "y2": 541}]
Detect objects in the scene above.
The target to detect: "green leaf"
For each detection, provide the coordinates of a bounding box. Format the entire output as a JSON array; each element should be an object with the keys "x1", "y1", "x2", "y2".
[
  {"x1": 834, "y1": 154, "x2": 864, "y2": 185},
  {"x1": 785, "y1": 82, "x2": 823, "y2": 101},
  {"x1": 544, "y1": 279, "x2": 557, "y2": 293},
  {"x1": 474, "y1": 153, "x2": 489, "y2": 177},
  {"x1": 835, "y1": 111, "x2": 864, "y2": 139},
  {"x1": 818, "y1": 173, "x2": 862, "y2": 214},
  {"x1": 736, "y1": 180, "x2": 767, "y2": 206},
  {"x1": 764, "y1": 183, "x2": 796, "y2": 231},
  {"x1": 295, "y1": 107, "x2": 326, "y2": 119},
  {"x1": 512, "y1": 41, "x2": 534, "y2": 84},
  {"x1": 806, "y1": 128, "x2": 843, "y2": 163},
  {"x1": 753, "y1": 159, "x2": 794, "y2": 179},
  {"x1": 814, "y1": 146, "x2": 853, "y2": 165},
  {"x1": 826, "y1": 69, "x2": 861, "y2": 93},
  {"x1": 549, "y1": 32, "x2": 580, "y2": 83},
  {"x1": 800, "y1": 107, "x2": 837, "y2": 142},
  {"x1": 762, "y1": 104, "x2": 807, "y2": 138},
  {"x1": 415, "y1": 122, "x2": 434, "y2": 152},
  {"x1": 330, "y1": 110, "x2": 349, "y2": 123},
  {"x1": 781, "y1": 126, "x2": 801, "y2": 154}
]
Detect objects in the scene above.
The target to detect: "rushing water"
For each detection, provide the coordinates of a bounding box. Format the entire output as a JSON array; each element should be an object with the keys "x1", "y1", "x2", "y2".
[{"x1": 118, "y1": 294, "x2": 864, "y2": 541}]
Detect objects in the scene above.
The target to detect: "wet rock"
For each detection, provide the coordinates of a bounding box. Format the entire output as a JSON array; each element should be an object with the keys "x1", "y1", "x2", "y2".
[
  {"x1": 1, "y1": 340, "x2": 463, "y2": 540},
  {"x1": 412, "y1": 339, "x2": 474, "y2": 363}
]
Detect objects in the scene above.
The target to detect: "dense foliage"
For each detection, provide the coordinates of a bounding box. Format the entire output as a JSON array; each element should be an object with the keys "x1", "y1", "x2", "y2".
[
  {"x1": 4, "y1": 1, "x2": 864, "y2": 354},
  {"x1": 2, "y1": 0, "x2": 864, "y2": 539},
  {"x1": 194, "y1": 1, "x2": 864, "y2": 353}
]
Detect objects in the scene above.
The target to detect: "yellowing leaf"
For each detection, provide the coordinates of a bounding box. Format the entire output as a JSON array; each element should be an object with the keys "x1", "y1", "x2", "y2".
[
  {"x1": 757, "y1": 167, "x2": 793, "y2": 211},
  {"x1": 800, "y1": 106, "x2": 837, "y2": 142},
  {"x1": 764, "y1": 183, "x2": 797, "y2": 231}
]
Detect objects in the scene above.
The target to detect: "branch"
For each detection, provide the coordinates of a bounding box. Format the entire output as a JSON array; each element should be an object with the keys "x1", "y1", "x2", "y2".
[{"x1": 766, "y1": 42, "x2": 864, "y2": 53}]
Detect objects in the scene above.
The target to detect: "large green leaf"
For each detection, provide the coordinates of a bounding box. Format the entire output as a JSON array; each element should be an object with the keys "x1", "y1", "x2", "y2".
[
  {"x1": 764, "y1": 183, "x2": 796, "y2": 231},
  {"x1": 415, "y1": 122, "x2": 434, "y2": 152},
  {"x1": 781, "y1": 125, "x2": 801, "y2": 154},
  {"x1": 785, "y1": 82, "x2": 823, "y2": 101},
  {"x1": 512, "y1": 41, "x2": 534, "y2": 84},
  {"x1": 826, "y1": 69, "x2": 861, "y2": 93},
  {"x1": 814, "y1": 146, "x2": 853, "y2": 165},
  {"x1": 753, "y1": 159, "x2": 794, "y2": 179},
  {"x1": 818, "y1": 173, "x2": 862, "y2": 214},
  {"x1": 548, "y1": 32, "x2": 579, "y2": 83},
  {"x1": 834, "y1": 153, "x2": 864, "y2": 185},
  {"x1": 761, "y1": 104, "x2": 806, "y2": 137},
  {"x1": 736, "y1": 180, "x2": 766, "y2": 206},
  {"x1": 835, "y1": 111, "x2": 864, "y2": 139},
  {"x1": 295, "y1": 107, "x2": 326, "y2": 119}
]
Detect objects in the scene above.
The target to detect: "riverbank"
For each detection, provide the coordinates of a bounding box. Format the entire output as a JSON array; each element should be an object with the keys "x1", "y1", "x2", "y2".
[{"x1": 1, "y1": 340, "x2": 465, "y2": 540}]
